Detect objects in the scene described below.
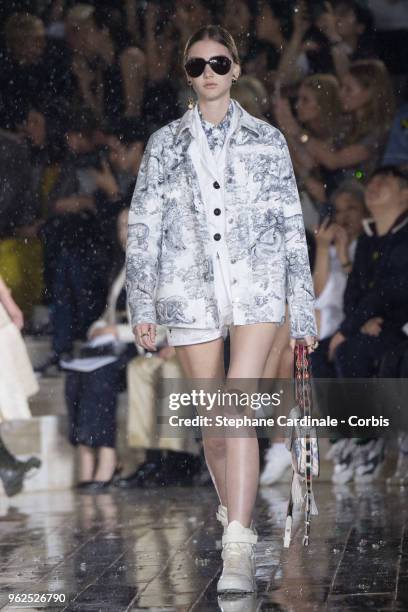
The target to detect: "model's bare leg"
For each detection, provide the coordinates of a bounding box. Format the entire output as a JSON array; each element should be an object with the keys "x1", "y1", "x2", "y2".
[
  {"x1": 225, "y1": 322, "x2": 279, "y2": 527},
  {"x1": 262, "y1": 315, "x2": 291, "y2": 379},
  {"x1": 175, "y1": 338, "x2": 227, "y2": 504}
]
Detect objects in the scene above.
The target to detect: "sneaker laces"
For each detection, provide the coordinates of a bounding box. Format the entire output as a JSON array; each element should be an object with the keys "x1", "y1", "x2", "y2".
[{"x1": 222, "y1": 542, "x2": 254, "y2": 567}]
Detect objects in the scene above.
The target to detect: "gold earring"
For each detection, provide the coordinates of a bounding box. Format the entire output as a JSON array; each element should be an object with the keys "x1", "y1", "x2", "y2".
[{"x1": 187, "y1": 81, "x2": 195, "y2": 110}]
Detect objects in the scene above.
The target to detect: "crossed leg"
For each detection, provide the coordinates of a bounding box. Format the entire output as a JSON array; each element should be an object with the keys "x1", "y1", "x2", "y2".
[{"x1": 175, "y1": 322, "x2": 278, "y2": 527}]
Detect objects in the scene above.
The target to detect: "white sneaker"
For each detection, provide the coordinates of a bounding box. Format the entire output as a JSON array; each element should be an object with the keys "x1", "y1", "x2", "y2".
[
  {"x1": 331, "y1": 439, "x2": 358, "y2": 484},
  {"x1": 216, "y1": 504, "x2": 255, "y2": 534},
  {"x1": 217, "y1": 593, "x2": 258, "y2": 611},
  {"x1": 217, "y1": 520, "x2": 258, "y2": 593},
  {"x1": 216, "y1": 504, "x2": 228, "y2": 530},
  {"x1": 354, "y1": 439, "x2": 386, "y2": 483},
  {"x1": 260, "y1": 443, "x2": 292, "y2": 486},
  {"x1": 216, "y1": 504, "x2": 228, "y2": 548}
]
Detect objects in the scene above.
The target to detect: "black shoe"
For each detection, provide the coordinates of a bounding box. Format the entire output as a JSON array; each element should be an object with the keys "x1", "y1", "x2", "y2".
[
  {"x1": 114, "y1": 460, "x2": 164, "y2": 489},
  {"x1": 77, "y1": 466, "x2": 122, "y2": 493},
  {"x1": 0, "y1": 457, "x2": 42, "y2": 497}
]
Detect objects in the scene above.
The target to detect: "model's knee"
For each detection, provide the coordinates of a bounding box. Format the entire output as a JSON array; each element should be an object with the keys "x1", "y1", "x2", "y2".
[{"x1": 204, "y1": 437, "x2": 226, "y2": 459}]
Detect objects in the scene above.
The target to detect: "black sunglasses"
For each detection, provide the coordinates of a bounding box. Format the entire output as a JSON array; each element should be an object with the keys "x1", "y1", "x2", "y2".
[{"x1": 184, "y1": 55, "x2": 232, "y2": 78}]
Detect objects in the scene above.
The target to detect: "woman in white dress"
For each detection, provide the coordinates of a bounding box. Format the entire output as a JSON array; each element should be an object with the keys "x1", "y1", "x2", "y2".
[
  {"x1": 126, "y1": 25, "x2": 318, "y2": 593},
  {"x1": 0, "y1": 276, "x2": 41, "y2": 496}
]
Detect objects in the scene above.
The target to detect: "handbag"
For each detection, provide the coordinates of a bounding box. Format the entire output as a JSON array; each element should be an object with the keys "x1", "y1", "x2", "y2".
[{"x1": 284, "y1": 343, "x2": 319, "y2": 548}]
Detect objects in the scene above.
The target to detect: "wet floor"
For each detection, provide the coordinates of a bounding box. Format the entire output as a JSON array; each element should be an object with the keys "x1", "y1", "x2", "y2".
[{"x1": 0, "y1": 482, "x2": 407, "y2": 611}]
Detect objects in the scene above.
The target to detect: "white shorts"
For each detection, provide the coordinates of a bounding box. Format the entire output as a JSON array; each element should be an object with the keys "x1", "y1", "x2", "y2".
[{"x1": 166, "y1": 253, "x2": 233, "y2": 347}]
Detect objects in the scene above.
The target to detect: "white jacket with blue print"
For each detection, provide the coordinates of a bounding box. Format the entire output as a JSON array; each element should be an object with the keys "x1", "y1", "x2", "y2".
[{"x1": 126, "y1": 99, "x2": 317, "y2": 339}]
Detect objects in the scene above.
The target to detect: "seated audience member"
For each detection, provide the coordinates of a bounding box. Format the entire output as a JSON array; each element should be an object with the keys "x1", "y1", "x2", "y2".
[
  {"x1": 65, "y1": 209, "x2": 137, "y2": 490},
  {"x1": 64, "y1": 3, "x2": 146, "y2": 123},
  {"x1": 328, "y1": 165, "x2": 408, "y2": 483},
  {"x1": 37, "y1": 110, "x2": 123, "y2": 371},
  {"x1": 283, "y1": 60, "x2": 395, "y2": 192},
  {"x1": 114, "y1": 348, "x2": 201, "y2": 489},
  {"x1": 311, "y1": 179, "x2": 367, "y2": 376},
  {"x1": 0, "y1": 12, "x2": 71, "y2": 130},
  {"x1": 273, "y1": 73, "x2": 343, "y2": 205}
]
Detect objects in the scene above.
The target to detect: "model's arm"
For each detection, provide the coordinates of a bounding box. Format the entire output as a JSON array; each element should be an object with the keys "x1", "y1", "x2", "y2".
[
  {"x1": 278, "y1": 131, "x2": 317, "y2": 340},
  {"x1": 126, "y1": 132, "x2": 164, "y2": 327}
]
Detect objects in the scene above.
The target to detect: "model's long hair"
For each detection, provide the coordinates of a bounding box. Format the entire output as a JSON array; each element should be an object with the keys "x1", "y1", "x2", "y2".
[
  {"x1": 183, "y1": 25, "x2": 241, "y2": 66},
  {"x1": 346, "y1": 59, "x2": 395, "y2": 144},
  {"x1": 300, "y1": 73, "x2": 343, "y2": 140}
]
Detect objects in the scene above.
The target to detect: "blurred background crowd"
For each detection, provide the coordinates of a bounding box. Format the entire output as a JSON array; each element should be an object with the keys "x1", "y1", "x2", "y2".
[{"x1": 1, "y1": 0, "x2": 408, "y2": 495}]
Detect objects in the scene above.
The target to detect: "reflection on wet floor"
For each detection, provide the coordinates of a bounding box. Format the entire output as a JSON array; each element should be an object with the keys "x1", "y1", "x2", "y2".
[{"x1": 0, "y1": 482, "x2": 407, "y2": 611}]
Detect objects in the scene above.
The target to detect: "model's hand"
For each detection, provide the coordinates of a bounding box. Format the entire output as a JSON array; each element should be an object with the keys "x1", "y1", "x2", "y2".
[
  {"x1": 328, "y1": 331, "x2": 346, "y2": 361},
  {"x1": 290, "y1": 336, "x2": 318, "y2": 354},
  {"x1": 360, "y1": 317, "x2": 383, "y2": 337},
  {"x1": 134, "y1": 323, "x2": 157, "y2": 351}
]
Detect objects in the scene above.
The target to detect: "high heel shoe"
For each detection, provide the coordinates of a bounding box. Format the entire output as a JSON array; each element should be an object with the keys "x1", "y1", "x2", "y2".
[{"x1": 77, "y1": 466, "x2": 123, "y2": 493}]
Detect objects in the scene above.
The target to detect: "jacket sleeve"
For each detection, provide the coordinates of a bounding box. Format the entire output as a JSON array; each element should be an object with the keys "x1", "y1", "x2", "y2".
[
  {"x1": 277, "y1": 131, "x2": 317, "y2": 339},
  {"x1": 126, "y1": 131, "x2": 164, "y2": 327}
]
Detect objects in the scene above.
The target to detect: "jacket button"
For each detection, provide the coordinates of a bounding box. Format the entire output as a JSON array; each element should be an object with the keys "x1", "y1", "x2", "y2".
[
  {"x1": 231, "y1": 258, "x2": 236, "y2": 264},
  {"x1": 213, "y1": 233, "x2": 221, "y2": 241},
  {"x1": 213, "y1": 181, "x2": 220, "y2": 189},
  {"x1": 214, "y1": 208, "x2": 221, "y2": 216}
]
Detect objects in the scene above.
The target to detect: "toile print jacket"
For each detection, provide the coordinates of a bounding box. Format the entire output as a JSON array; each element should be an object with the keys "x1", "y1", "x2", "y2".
[{"x1": 126, "y1": 99, "x2": 317, "y2": 339}]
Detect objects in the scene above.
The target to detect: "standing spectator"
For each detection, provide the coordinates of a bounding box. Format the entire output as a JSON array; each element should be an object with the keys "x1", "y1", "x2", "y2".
[
  {"x1": 0, "y1": 275, "x2": 41, "y2": 497},
  {"x1": 37, "y1": 110, "x2": 122, "y2": 372}
]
